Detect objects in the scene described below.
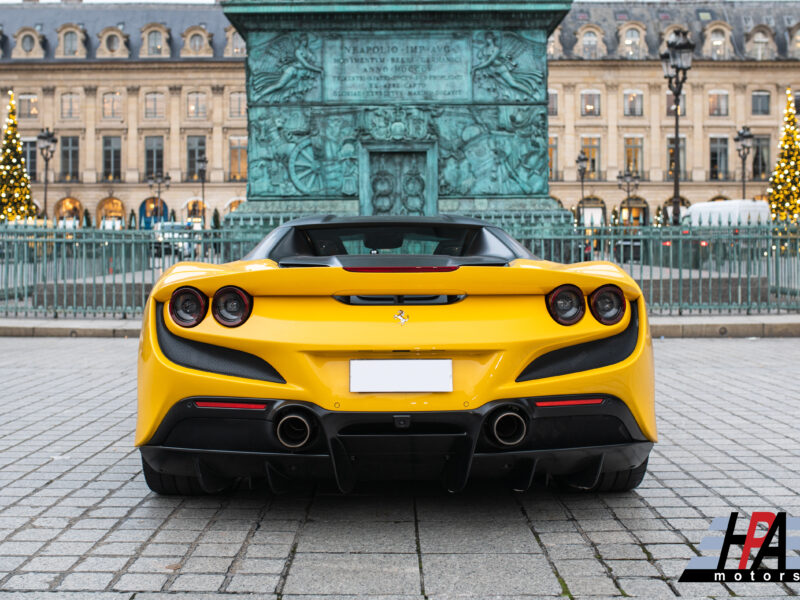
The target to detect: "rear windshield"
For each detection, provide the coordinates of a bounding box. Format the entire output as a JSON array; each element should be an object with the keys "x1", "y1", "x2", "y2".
[{"x1": 305, "y1": 225, "x2": 474, "y2": 256}]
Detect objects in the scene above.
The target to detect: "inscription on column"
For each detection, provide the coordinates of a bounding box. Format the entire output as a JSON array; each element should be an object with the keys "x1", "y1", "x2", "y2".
[{"x1": 323, "y1": 34, "x2": 471, "y2": 102}]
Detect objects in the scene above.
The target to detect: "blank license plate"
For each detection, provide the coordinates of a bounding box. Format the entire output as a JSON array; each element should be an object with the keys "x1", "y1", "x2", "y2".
[{"x1": 349, "y1": 359, "x2": 453, "y2": 393}]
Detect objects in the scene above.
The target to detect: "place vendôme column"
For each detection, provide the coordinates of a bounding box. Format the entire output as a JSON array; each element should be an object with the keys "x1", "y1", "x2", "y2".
[{"x1": 222, "y1": 0, "x2": 573, "y2": 225}]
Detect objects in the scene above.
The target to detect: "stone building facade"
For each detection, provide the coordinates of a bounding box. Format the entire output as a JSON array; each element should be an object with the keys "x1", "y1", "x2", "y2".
[{"x1": 2, "y1": 0, "x2": 799, "y2": 227}]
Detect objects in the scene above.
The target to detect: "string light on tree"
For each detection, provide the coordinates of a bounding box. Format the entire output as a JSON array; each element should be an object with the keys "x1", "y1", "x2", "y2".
[
  {"x1": 0, "y1": 91, "x2": 36, "y2": 223},
  {"x1": 768, "y1": 88, "x2": 800, "y2": 223}
]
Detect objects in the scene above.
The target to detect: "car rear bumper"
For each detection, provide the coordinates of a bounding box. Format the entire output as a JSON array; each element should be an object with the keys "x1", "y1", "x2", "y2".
[{"x1": 140, "y1": 395, "x2": 652, "y2": 493}]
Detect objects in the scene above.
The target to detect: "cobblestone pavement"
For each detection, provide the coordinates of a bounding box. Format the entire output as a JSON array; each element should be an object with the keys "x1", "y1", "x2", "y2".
[{"x1": 1, "y1": 337, "x2": 799, "y2": 600}]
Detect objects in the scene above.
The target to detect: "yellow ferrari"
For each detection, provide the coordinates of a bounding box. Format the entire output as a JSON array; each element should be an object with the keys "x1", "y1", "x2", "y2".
[{"x1": 137, "y1": 216, "x2": 654, "y2": 495}]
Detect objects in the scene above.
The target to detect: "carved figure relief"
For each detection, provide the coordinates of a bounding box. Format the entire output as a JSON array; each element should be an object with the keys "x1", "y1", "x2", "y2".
[
  {"x1": 362, "y1": 106, "x2": 433, "y2": 141},
  {"x1": 472, "y1": 31, "x2": 546, "y2": 103},
  {"x1": 250, "y1": 33, "x2": 323, "y2": 103}
]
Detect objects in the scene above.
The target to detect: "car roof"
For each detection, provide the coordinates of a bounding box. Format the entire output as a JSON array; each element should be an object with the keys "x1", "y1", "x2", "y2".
[{"x1": 280, "y1": 214, "x2": 490, "y2": 228}]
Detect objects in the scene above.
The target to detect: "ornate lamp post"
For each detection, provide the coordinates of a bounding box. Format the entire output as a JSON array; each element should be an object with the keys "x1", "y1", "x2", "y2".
[
  {"x1": 148, "y1": 172, "x2": 171, "y2": 223},
  {"x1": 197, "y1": 154, "x2": 208, "y2": 228},
  {"x1": 617, "y1": 169, "x2": 641, "y2": 203},
  {"x1": 734, "y1": 126, "x2": 753, "y2": 199},
  {"x1": 36, "y1": 128, "x2": 57, "y2": 221},
  {"x1": 575, "y1": 150, "x2": 589, "y2": 226},
  {"x1": 661, "y1": 29, "x2": 695, "y2": 225}
]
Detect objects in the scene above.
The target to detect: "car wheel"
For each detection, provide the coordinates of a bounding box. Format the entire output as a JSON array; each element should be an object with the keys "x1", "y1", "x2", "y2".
[
  {"x1": 141, "y1": 456, "x2": 222, "y2": 496},
  {"x1": 556, "y1": 457, "x2": 649, "y2": 493}
]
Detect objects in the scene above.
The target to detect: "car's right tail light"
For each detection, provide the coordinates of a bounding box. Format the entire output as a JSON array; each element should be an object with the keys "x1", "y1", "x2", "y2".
[
  {"x1": 169, "y1": 287, "x2": 207, "y2": 328},
  {"x1": 212, "y1": 286, "x2": 252, "y2": 327},
  {"x1": 589, "y1": 285, "x2": 626, "y2": 325},
  {"x1": 546, "y1": 284, "x2": 585, "y2": 326}
]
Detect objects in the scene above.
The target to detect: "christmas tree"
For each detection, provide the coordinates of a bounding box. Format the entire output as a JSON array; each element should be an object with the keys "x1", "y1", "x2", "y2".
[
  {"x1": 0, "y1": 91, "x2": 36, "y2": 223},
  {"x1": 768, "y1": 88, "x2": 800, "y2": 223}
]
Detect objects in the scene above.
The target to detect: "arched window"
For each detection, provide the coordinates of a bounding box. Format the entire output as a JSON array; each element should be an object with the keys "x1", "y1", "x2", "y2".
[
  {"x1": 577, "y1": 196, "x2": 606, "y2": 227},
  {"x1": 619, "y1": 196, "x2": 649, "y2": 226},
  {"x1": 54, "y1": 197, "x2": 83, "y2": 226},
  {"x1": 63, "y1": 31, "x2": 78, "y2": 56},
  {"x1": 148, "y1": 30, "x2": 163, "y2": 56},
  {"x1": 753, "y1": 31, "x2": 768, "y2": 60},
  {"x1": 102, "y1": 92, "x2": 121, "y2": 119},
  {"x1": 184, "y1": 198, "x2": 206, "y2": 221},
  {"x1": 225, "y1": 198, "x2": 246, "y2": 214},
  {"x1": 624, "y1": 28, "x2": 642, "y2": 58},
  {"x1": 710, "y1": 29, "x2": 727, "y2": 60},
  {"x1": 582, "y1": 31, "x2": 598, "y2": 59},
  {"x1": 96, "y1": 197, "x2": 125, "y2": 228},
  {"x1": 189, "y1": 33, "x2": 204, "y2": 52},
  {"x1": 21, "y1": 34, "x2": 34, "y2": 53},
  {"x1": 139, "y1": 197, "x2": 169, "y2": 229},
  {"x1": 793, "y1": 30, "x2": 800, "y2": 59},
  {"x1": 106, "y1": 34, "x2": 120, "y2": 52},
  {"x1": 662, "y1": 197, "x2": 690, "y2": 222},
  {"x1": 232, "y1": 32, "x2": 246, "y2": 55}
]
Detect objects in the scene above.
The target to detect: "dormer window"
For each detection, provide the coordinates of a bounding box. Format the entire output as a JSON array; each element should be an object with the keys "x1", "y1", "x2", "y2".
[
  {"x1": 793, "y1": 30, "x2": 800, "y2": 59},
  {"x1": 710, "y1": 29, "x2": 727, "y2": 60},
  {"x1": 106, "y1": 34, "x2": 120, "y2": 52},
  {"x1": 232, "y1": 32, "x2": 246, "y2": 55},
  {"x1": 148, "y1": 31, "x2": 162, "y2": 55},
  {"x1": 582, "y1": 31, "x2": 598, "y2": 59},
  {"x1": 55, "y1": 25, "x2": 87, "y2": 59},
  {"x1": 21, "y1": 34, "x2": 34, "y2": 53},
  {"x1": 12, "y1": 28, "x2": 45, "y2": 59},
  {"x1": 97, "y1": 27, "x2": 129, "y2": 59},
  {"x1": 190, "y1": 34, "x2": 203, "y2": 52},
  {"x1": 746, "y1": 28, "x2": 775, "y2": 60},
  {"x1": 624, "y1": 28, "x2": 642, "y2": 58},
  {"x1": 181, "y1": 26, "x2": 213, "y2": 58}
]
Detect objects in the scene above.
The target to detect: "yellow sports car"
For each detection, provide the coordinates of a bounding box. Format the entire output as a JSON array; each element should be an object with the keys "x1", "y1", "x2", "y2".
[{"x1": 137, "y1": 216, "x2": 654, "y2": 495}]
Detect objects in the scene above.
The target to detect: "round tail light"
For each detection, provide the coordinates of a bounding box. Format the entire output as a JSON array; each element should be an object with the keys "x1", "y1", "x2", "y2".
[
  {"x1": 212, "y1": 286, "x2": 252, "y2": 327},
  {"x1": 169, "y1": 287, "x2": 207, "y2": 328},
  {"x1": 589, "y1": 285, "x2": 626, "y2": 325},
  {"x1": 546, "y1": 284, "x2": 585, "y2": 326}
]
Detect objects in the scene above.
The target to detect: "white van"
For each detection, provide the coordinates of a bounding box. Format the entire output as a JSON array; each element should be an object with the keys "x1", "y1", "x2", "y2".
[{"x1": 683, "y1": 199, "x2": 770, "y2": 227}]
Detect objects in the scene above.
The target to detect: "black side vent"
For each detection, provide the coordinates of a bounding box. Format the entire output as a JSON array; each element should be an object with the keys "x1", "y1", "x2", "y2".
[{"x1": 333, "y1": 294, "x2": 466, "y2": 306}]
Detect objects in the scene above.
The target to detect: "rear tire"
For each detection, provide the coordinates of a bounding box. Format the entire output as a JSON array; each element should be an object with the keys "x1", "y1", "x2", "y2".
[{"x1": 141, "y1": 456, "x2": 213, "y2": 496}]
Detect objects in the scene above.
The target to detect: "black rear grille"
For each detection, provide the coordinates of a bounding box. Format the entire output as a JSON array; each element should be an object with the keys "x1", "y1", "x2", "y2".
[{"x1": 334, "y1": 294, "x2": 466, "y2": 305}]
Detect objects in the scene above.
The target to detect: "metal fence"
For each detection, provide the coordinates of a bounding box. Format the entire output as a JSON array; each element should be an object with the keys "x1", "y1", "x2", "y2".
[{"x1": 0, "y1": 221, "x2": 798, "y2": 318}]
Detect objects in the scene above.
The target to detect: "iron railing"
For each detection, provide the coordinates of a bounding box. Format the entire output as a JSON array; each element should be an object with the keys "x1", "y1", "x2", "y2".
[{"x1": 0, "y1": 221, "x2": 798, "y2": 318}]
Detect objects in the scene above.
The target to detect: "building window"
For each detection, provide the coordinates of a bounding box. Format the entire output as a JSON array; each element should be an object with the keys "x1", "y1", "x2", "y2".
[
  {"x1": 106, "y1": 33, "x2": 120, "y2": 52},
  {"x1": 751, "y1": 31, "x2": 770, "y2": 60},
  {"x1": 709, "y1": 137, "x2": 729, "y2": 180},
  {"x1": 623, "y1": 137, "x2": 644, "y2": 176},
  {"x1": 229, "y1": 92, "x2": 247, "y2": 118},
  {"x1": 793, "y1": 31, "x2": 800, "y2": 59},
  {"x1": 22, "y1": 140, "x2": 38, "y2": 181},
  {"x1": 187, "y1": 135, "x2": 206, "y2": 179},
  {"x1": 548, "y1": 136, "x2": 558, "y2": 180},
  {"x1": 708, "y1": 91, "x2": 729, "y2": 116},
  {"x1": 187, "y1": 92, "x2": 207, "y2": 119},
  {"x1": 189, "y1": 33, "x2": 204, "y2": 52},
  {"x1": 18, "y1": 94, "x2": 38, "y2": 119},
  {"x1": 623, "y1": 28, "x2": 642, "y2": 58},
  {"x1": 582, "y1": 31, "x2": 598, "y2": 59},
  {"x1": 144, "y1": 92, "x2": 165, "y2": 119},
  {"x1": 144, "y1": 136, "x2": 164, "y2": 178},
  {"x1": 581, "y1": 137, "x2": 601, "y2": 179},
  {"x1": 752, "y1": 91, "x2": 770, "y2": 116},
  {"x1": 666, "y1": 92, "x2": 686, "y2": 116},
  {"x1": 229, "y1": 136, "x2": 247, "y2": 181},
  {"x1": 623, "y1": 90, "x2": 643, "y2": 116},
  {"x1": 60, "y1": 136, "x2": 79, "y2": 181},
  {"x1": 21, "y1": 34, "x2": 35, "y2": 53},
  {"x1": 547, "y1": 35, "x2": 557, "y2": 57},
  {"x1": 710, "y1": 29, "x2": 728, "y2": 60},
  {"x1": 232, "y1": 32, "x2": 246, "y2": 55},
  {"x1": 547, "y1": 90, "x2": 558, "y2": 116},
  {"x1": 148, "y1": 30, "x2": 163, "y2": 56},
  {"x1": 102, "y1": 92, "x2": 121, "y2": 119},
  {"x1": 752, "y1": 135, "x2": 770, "y2": 181},
  {"x1": 580, "y1": 91, "x2": 601, "y2": 116},
  {"x1": 63, "y1": 31, "x2": 78, "y2": 56},
  {"x1": 102, "y1": 136, "x2": 122, "y2": 182},
  {"x1": 666, "y1": 136, "x2": 687, "y2": 181},
  {"x1": 60, "y1": 93, "x2": 80, "y2": 119}
]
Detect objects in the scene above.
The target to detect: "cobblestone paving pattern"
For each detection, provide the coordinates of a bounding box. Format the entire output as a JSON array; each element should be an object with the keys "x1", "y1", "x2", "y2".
[{"x1": 0, "y1": 337, "x2": 799, "y2": 599}]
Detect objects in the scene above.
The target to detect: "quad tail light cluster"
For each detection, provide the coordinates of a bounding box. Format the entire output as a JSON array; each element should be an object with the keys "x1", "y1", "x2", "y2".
[
  {"x1": 169, "y1": 286, "x2": 252, "y2": 328},
  {"x1": 546, "y1": 284, "x2": 626, "y2": 326}
]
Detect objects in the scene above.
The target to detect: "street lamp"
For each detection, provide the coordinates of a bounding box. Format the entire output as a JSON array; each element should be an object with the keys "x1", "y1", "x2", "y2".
[
  {"x1": 197, "y1": 154, "x2": 208, "y2": 228},
  {"x1": 661, "y1": 28, "x2": 695, "y2": 225},
  {"x1": 147, "y1": 172, "x2": 171, "y2": 224},
  {"x1": 36, "y1": 128, "x2": 57, "y2": 221},
  {"x1": 734, "y1": 126, "x2": 753, "y2": 200},
  {"x1": 576, "y1": 150, "x2": 589, "y2": 226},
  {"x1": 617, "y1": 169, "x2": 641, "y2": 202}
]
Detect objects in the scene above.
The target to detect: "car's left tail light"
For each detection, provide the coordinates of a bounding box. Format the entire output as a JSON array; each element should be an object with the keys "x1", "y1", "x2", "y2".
[
  {"x1": 212, "y1": 286, "x2": 252, "y2": 327},
  {"x1": 169, "y1": 287, "x2": 207, "y2": 328}
]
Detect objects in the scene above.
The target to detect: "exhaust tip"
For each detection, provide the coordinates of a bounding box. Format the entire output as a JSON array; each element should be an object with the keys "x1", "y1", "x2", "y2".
[
  {"x1": 275, "y1": 412, "x2": 313, "y2": 449},
  {"x1": 491, "y1": 410, "x2": 528, "y2": 447}
]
